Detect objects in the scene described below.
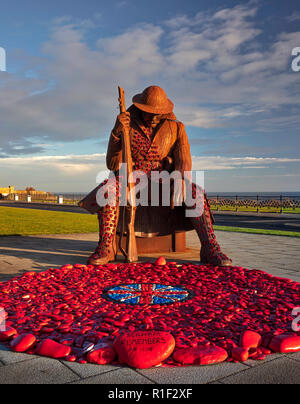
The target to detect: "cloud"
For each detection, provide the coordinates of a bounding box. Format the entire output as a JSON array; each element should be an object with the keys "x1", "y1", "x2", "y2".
[
  {"x1": 115, "y1": 1, "x2": 128, "y2": 8},
  {"x1": 192, "y1": 156, "x2": 300, "y2": 171},
  {"x1": 0, "y1": 154, "x2": 107, "y2": 192},
  {"x1": 0, "y1": 1, "x2": 299, "y2": 159},
  {"x1": 1, "y1": 152, "x2": 299, "y2": 173},
  {"x1": 1, "y1": 152, "x2": 299, "y2": 192},
  {"x1": 287, "y1": 12, "x2": 300, "y2": 22},
  {"x1": 0, "y1": 21, "x2": 166, "y2": 156},
  {"x1": 0, "y1": 153, "x2": 106, "y2": 169}
]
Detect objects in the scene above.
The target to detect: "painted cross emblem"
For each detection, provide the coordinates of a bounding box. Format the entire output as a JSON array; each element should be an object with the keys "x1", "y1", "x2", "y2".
[{"x1": 103, "y1": 283, "x2": 192, "y2": 305}]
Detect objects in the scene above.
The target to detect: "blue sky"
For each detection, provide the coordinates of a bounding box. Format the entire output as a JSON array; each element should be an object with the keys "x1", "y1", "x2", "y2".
[{"x1": 0, "y1": 0, "x2": 300, "y2": 192}]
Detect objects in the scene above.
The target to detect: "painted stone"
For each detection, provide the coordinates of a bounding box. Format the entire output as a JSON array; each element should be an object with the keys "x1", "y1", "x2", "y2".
[
  {"x1": 231, "y1": 347, "x2": 249, "y2": 362},
  {"x1": 0, "y1": 327, "x2": 17, "y2": 342},
  {"x1": 173, "y1": 345, "x2": 228, "y2": 365},
  {"x1": 87, "y1": 343, "x2": 116, "y2": 365},
  {"x1": 269, "y1": 335, "x2": 300, "y2": 353},
  {"x1": 10, "y1": 334, "x2": 37, "y2": 352},
  {"x1": 155, "y1": 257, "x2": 167, "y2": 266},
  {"x1": 114, "y1": 331, "x2": 175, "y2": 369},
  {"x1": 35, "y1": 339, "x2": 71, "y2": 359},
  {"x1": 240, "y1": 331, "x2": 262, "y2": 350}
]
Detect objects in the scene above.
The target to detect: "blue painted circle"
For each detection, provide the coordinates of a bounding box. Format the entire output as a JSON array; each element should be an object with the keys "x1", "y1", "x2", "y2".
[{"x1": 102, "y1": 283, "x2": 192, "y2": 305}]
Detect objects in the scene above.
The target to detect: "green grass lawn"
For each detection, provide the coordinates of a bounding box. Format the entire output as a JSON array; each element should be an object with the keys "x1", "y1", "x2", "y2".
[
  {"x1": 1, "y1": 206, "x2": 300, "y2": 238},
  {"x1": 0, "y1": 207, "x2": 98, "y2": 236},
  {"x1": 214, "y1": 226, "x2": 300, "y2": 238}
]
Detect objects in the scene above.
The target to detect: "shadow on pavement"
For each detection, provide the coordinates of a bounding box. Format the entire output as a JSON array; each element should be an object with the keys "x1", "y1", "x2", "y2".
[{"x1": 0, "y1": 235, "x2": 199, "y2": 282}]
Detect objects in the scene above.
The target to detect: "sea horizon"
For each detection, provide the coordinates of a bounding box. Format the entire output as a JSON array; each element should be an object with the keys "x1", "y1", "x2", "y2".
[{"x1": 53, "y1": 191, "x2": 300, "y2": 201}]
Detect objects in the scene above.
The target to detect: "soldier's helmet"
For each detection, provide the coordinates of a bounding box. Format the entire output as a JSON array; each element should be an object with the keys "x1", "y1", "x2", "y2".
[{"x1": 132, "y1": 86, "x2": 174, "y2": 115}]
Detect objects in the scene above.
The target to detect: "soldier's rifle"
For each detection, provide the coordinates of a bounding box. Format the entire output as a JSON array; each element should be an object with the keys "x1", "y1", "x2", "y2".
[{"x1": 118, "y1": 87, "x2": 138, "y2": 263}]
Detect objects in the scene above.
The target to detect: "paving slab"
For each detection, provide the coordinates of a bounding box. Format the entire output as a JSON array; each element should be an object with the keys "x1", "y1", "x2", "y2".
[
  {"x1": 136, "y1": 362, "x2": 249, "y2": 384},
  {"x1": 70, "y1": 368, "x2": 155, "y2": 384},
  {"x1": 62, "y1": 359, "x2": 121, "y2": 379},
  {"x1": 243, "y1": 353, "x2": 283, "y2": 368},
  {"x1": 0, "y1": 344, "x2": 36, "y2": 365},
  {"x1": 0, "y1": 356, "x2": 80, "y2": 384},
  {"x1": 288, "y1": 352, "x2": 300, "y2": 362},
  {"x1": 220, "y1": 357, "x2": 300, "y2": 384}
]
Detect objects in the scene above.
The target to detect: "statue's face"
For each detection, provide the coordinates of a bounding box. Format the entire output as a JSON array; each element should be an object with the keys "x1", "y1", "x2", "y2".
[{"x1": 142, "y1": 111, "x2": 162, "y2": 128}]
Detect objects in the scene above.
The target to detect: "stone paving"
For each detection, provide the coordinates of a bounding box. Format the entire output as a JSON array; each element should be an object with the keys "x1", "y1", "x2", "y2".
[{"x1": 0, "y1": 230, "x2": 299, "y2": 384}]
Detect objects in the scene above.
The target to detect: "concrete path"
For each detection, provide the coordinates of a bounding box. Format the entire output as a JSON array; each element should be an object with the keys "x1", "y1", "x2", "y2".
[{"x1": 0, "y1": 231, "x2": 299, "y2": 384}]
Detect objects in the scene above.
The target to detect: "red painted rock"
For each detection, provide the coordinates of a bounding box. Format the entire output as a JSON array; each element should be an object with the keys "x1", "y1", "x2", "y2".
[
  {"x1": 10, "y1": 334, "x2": 37, "y2": 353},
  {"x1": 231, "y1": 347, "x2": 249, "y2": 362},
  {"x1": 87, "y1": 343, "x2": 116, "y2": 365},
  {"x1": 240, "y1": 331, "x2": 262, "y2": 350},
  {"x1": 60, "y1": 265, "x2": 73, "y2": 271},
  {"x1": 113, "y1": 331, "x2": 175, "y2": 369},
  {"x1": 0, "y1": 327, "x2": 17, "y2": 342},
  {"x1": 35, "y1": 339, "x2": 71, "y2": 359},
  {"x1": 65, "y1": 355, "x2": 77, "y2": 362},
  {"x1": 173, "y1": 346, "x2": 228, "y2": 365},
  {"x1": 155, "y1": 257, "x2": 167, "y2": 266},
  {"x1": 252, "y1": 353, "x2": 266, "y2": 361},
  {"x1": 248, "y1": 348, "x2": 259, "y2": 358},
  {"x1": 269, "y1": 335, "x2": 300, "y2": 353}
]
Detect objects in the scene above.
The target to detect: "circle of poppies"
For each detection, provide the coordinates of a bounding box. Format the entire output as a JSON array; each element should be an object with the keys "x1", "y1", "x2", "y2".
[{"x1": 0, "y1": 262, "x2": 299, "y2": 366}]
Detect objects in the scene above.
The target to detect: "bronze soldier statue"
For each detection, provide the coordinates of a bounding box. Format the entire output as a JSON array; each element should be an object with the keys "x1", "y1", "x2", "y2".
[{"x1": 80, "y1": 86, "x2": 232, "y2": 267}]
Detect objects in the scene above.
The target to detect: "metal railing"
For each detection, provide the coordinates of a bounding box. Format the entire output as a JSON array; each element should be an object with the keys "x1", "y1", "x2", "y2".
[
  {"x1": 2, "y1": 192, "x2": 300, "y2": 214},
  {"x1": 4, "y1": 193, "x2": 86, "y2": 206},
  {"x1": 207, "y1": 195, "x2": 300, "y2": 214}
]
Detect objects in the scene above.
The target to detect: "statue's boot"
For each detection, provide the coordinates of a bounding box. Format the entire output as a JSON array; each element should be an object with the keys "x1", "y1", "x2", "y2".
[
  {"x1": 88, "y1": 204, "x2": 119, "y2": 266},
  {"x1": 189, "y1": 190, "x2": 232, "y2": 267}
]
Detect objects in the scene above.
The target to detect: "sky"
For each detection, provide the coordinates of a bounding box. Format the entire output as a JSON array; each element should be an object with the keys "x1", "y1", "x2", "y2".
[{"x1": 0, "y1": 0, "x2": 300, "y2": 193}]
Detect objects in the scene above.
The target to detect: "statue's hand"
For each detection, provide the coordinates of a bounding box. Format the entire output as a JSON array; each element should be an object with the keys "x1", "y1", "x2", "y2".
[{"x1": 114, "y1": 112, "x2": 131, "y2": 137}]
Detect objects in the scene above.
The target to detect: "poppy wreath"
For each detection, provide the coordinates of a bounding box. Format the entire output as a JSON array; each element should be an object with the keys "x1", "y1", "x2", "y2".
[{"x1": 0, "y1": 261, "x2": 299, "y2": 368}]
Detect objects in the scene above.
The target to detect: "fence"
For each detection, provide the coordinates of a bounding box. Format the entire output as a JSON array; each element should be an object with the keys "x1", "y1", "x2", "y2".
[
  {"x1": 2, "y1": 192, "x2": 300, "y2": 214},
  {"x1": 5, "y1": 193, "x2": 86, "y2": 205},
  {"x1": 207, "y1": 195, "x2": 300, "y2": 214}
]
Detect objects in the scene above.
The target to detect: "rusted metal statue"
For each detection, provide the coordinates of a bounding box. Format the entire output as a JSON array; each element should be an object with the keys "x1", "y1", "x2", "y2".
[{"x1": 80, "y1": 86, "x2": 232, "y2": 267}]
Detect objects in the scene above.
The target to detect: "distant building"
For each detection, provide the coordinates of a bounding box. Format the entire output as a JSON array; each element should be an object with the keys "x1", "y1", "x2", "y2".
[
  {"x1": 0, "y1": 186, "x2": 14, "y2": 197},
  {"x1": 15, "y1": 189, "x2": 47, "y2": 195},
  {"x1": 0, "y1": 186, "x2": 50, "y2": 201}
]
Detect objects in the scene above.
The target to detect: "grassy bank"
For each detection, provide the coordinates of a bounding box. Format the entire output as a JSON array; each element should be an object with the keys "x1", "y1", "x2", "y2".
[
  {"x1": 214, "y1": 225, "x2": 300, "y2": 238},
  {"x1": 0, "y1": 207, "x2": 98, "y2": 236},
  {"x1": 1, "y1": 206, "x2": 300, "y2": 238}
]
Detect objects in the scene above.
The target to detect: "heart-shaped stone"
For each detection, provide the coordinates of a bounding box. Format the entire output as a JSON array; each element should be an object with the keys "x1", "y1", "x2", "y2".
[
  {"x1": 240, "y1": 331, "x2": 262, "y2": 350},
  {"x1": 114, "y1": 331, "x2": 175, "y2": 369},
  {"x1": 173, "y1": 345, "x2": 228, "y2": 365}
]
